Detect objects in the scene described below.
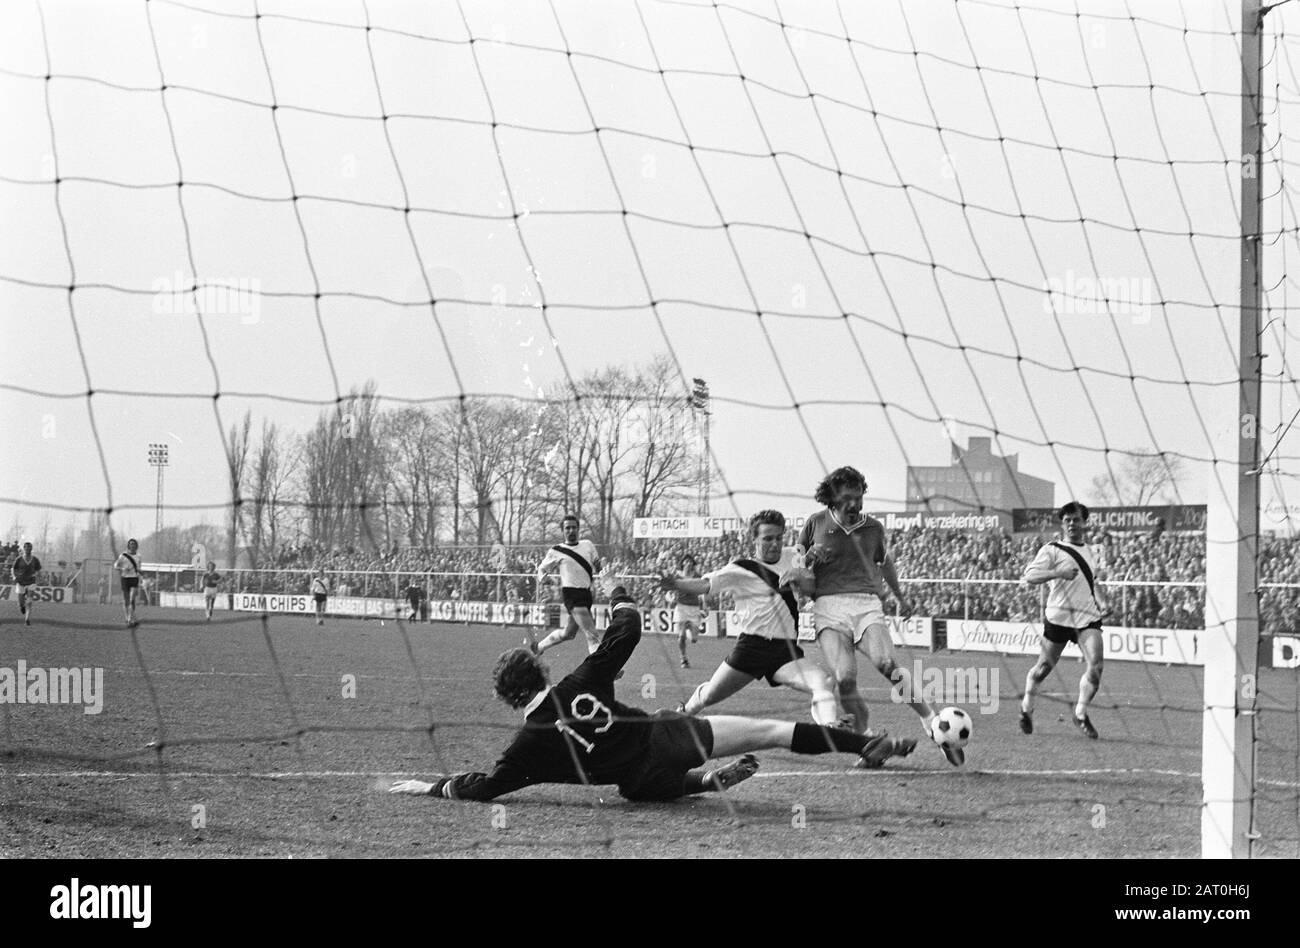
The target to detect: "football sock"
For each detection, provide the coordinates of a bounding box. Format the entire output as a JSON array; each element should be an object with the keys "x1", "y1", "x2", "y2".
[{"x1": 791, "y1": 722, "x2": 866, "y2": 755}]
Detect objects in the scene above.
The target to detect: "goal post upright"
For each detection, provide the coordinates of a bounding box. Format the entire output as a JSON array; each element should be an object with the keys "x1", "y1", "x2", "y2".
[{"x1": 1202, "y1": 0, "x2": 1265, "y2": 859}]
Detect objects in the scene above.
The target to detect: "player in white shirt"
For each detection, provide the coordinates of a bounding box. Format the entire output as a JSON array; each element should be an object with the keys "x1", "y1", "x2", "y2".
[
  {"x1": 113, "y1": 538, "x2": 142, "y2": 626},
  {"x1": 310, "y1": 568, "x2": 329, "y2": 626},
  {"x1": 1020, "y1": 502, "x2": 1108, "y2": 739},
  {"x1": 529, "y1": 515, "x2": 604, "y2": 656},
  {"x1": 660, "y1": 509, "x2": 916, "y2": 768},
  {"x1": 202, "y1": 561, "x2": 221, "y2": 621}
]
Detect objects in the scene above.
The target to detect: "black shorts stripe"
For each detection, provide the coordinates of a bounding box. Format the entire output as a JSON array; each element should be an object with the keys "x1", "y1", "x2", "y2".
[
  {"x1": 724, "y1": 634, "x2": 804, "y2": 686},
  {"x1": 1043, "y1": 619, "x2": 1102, "y2": 645},
  {"x1": 562, "y1": 587, "x2": 594, "y2": 612}
]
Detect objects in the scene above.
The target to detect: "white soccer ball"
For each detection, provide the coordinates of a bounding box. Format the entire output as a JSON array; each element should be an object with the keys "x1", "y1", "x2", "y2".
[{"x1": 930, "y1": 706, "x2": 972, "y2": 749}]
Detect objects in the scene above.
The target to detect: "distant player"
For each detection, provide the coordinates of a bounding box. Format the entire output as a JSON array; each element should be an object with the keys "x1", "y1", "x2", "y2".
[
  {"x1": 797, "y1": 466, "x2": 961, "y2": 766},
  {"x1": 671, "y1": 555, "x2": 706, "y2": 668},
  {"x1": 529, "y1": 515, "x2": 603, "y2": 656},
  {"x1": 202, "y1": 562, "x2": 221, "y2": 621},
  {"x1": 388, "y1": 587, "x2": 906, "y2": 804},
  {"x1": 310, "y1": 568, "x2": 329, "y2": 626},
  {"x1": 1020, "y1": 501, "x2": 1108, "y2": 740},
  {"x1": 113, "y1": 538, "x2": 142, "y2": 626},
  {"x1": 406, "y1": 580, "x2": 423, "y2": 622},
  {"x1": 11, "y1": 542, "x2": 42, "y2": 627}
]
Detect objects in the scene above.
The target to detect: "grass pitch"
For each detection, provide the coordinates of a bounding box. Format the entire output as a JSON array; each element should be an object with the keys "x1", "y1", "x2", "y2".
[{"x1": 1, "y1": 605, "x2": 1296, "y2": 858}]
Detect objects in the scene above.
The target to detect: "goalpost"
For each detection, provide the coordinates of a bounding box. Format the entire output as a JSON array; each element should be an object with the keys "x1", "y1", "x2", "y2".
[{"x1": 1201, "y1": 0, "x2": 1263, "y2": 860}]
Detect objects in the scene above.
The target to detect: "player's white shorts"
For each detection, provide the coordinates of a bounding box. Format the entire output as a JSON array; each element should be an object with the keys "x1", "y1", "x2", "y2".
[
  {"x1": 673, "y1": 604, "x2": 705, "y2": 628},
  {"x1": 813, "y1": 593, "x2": 886, "y2": 645},
  {"x1": 16, "y1": 584, "x2": 34, "y2": 597},
  {"x1": 204, "y1": 589, "x2": 217, "y2": 600}
]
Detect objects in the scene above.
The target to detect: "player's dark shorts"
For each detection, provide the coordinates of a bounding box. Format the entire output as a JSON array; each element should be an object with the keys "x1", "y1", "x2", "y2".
[
  {"x1": 724, "y1": 633, "x2": 804, "y2": 686},
  {"x1": 1043, "y1": 619, "x2": 1102, "y2": 645},
  {"x1": 618, "y1": 714, "x2": 714, "y2": 802},
  {"x1": 121, "y1": 577, "x2": 138, "y2": 597},
  {"x1": 561, "y1": 587, "x2": 594, "y2": 613},
  {"x1": 313, "y1": 593, "x2": 327, "y2": 605}
]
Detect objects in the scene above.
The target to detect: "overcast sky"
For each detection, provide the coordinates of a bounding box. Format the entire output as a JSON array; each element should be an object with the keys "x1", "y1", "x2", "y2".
[{"x1": 3, "y1": 0, "x2": 1299, "y2": 546}]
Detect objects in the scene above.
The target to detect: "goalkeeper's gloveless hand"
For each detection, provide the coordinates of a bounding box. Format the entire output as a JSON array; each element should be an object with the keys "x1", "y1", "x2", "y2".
[{"x1": 389, "y1": 778, "x2": 449, "y2": 796}]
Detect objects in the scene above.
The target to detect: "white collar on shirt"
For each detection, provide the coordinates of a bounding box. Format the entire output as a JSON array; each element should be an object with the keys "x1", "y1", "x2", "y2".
[
  {"x1": 829, "y1": 510, "x2": 869, "y2": 534},
  {"x1": 522, "y1": 686, "x2": 551, "y2": 718}
]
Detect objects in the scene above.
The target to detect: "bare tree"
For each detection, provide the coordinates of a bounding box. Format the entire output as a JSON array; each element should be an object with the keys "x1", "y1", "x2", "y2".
[
  {"x1": 629, "y1": 355, "x2": 698, "y2": 519},
  {"x1": 1088, "y1": 449, "x2": 1187, "y2": 506},
  {"x1": 225, "y1": 411, "x2": 253, "y2": 568},
  {"x1": 299, "y1": 383, "x2": 387, "y2": 552},
  {"x1": 248, "y1": 419, "x2": 298, "y2": 567},
  {"x1": 578, "y1": 366, "x2": 640, "y2": 544},
  {"x1": 385, "y1": 406, "x2": 445, "y2": 547}
]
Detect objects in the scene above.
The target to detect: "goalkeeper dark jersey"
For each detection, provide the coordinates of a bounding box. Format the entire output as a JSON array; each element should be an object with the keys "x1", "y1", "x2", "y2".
[{"x1": 442, "y1": 604, "x2": 651, "y2": 800}]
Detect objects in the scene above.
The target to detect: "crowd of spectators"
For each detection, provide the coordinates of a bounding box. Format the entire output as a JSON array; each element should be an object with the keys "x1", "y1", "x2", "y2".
[
  {"x1": 1, "y1": 540, "x2": 74, "y2": 590},
  {"x1": 144, "y1": 527, "x2": 1300, "y2": 633}
]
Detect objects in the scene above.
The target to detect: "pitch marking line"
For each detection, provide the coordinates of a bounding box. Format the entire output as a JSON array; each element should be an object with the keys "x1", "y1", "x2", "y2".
[{"x1": 9, "y1": 768, "x2": 1298, "y2": 789}]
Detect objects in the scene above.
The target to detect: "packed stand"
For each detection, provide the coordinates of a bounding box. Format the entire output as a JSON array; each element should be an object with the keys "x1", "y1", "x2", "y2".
[{"x1": 216, "y1": 529, "x2": 1300, "y2": 633}]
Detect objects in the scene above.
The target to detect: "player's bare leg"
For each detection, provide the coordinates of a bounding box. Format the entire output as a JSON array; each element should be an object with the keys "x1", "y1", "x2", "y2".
[
  {"x1": 1073, "y1": 628, "x2": 1103, "y2": 739},
  {"x1": 771, "y1": 659, "x2": 843, "y2": 726},
  {"x1": 818, "y1": 627, "x2": 871, "y2": 733},
  {"x1": 1020, "y1": 639, "x2": 1066, "y2": 734},
  {"x1": 19, "y1": 590, "x2": 31, "y2": 626},
  {"x1": 857, "y1": 620, "x2": 961, "y2": 765},
  {"x1": 676, "y1": 621, "x2": 694, "y2": 667},
  {"x1": 532, "y1": 612, "x2": 580, "y2": 655},
  {"x1": 571, "y1": 606, "x2": 601, "y2": 654},
  {"x1": 681, "y1": 663, "x2": 755, "y2": 715},
  {"x1": 859, "y1": 622, "x2": 935, "y2": 724}
]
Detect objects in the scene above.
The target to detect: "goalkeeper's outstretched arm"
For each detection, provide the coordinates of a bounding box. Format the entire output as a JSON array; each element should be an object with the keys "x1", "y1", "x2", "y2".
[{"x1": 390, "y1": 758, "x2": 531, "y2": 802}]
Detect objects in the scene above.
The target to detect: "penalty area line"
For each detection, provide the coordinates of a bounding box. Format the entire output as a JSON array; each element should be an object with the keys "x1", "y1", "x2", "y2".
[{"x1": 14, "y1": 767, "x2": 1297, "y2": 789}]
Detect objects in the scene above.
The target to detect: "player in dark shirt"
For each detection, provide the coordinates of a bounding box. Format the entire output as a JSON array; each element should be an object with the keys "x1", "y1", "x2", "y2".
[
  {"x1": 11, "y1": 542, "x2": 42, "y2": 627},
  {"x1": 406, "y1": 581, "x2": 423, "y2": 621},
  {"x1": 389, "y1": 588, "x2": 903, "y2": 803}
]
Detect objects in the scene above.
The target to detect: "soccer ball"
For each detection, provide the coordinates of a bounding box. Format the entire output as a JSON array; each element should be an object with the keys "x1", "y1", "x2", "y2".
[{"x1": 930, "y1": 707, "x2": 972, "y2": 749}]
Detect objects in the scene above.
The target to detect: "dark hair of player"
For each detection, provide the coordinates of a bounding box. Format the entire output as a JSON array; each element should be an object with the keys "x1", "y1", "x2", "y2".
[
  {"x1": 561, "y1": 514, "x2": 579, "y2": 527},
  {"x1": 814, "y1": 466, "x2": 868, "y2": 507},
  {"x1": 127, "y1": 538, "x2": 138, "y2": 548},
  {"x1": 1058, "y1": 501, "x2": 1089, "y2": 521},
  {"x1": 493, "y1": 647, "x2": 547, "y2": 709},
  {"x1": 22, "y1": 542, "x2": 31, "y2": 551},
  {"x1": 748, "y1": 509, "x2": 786, "y2": 538}
]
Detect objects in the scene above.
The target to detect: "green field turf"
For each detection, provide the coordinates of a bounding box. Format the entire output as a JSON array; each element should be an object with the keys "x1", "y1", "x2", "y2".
[{"x1": 1, "y1": 605, "x2": 1296, "y2": 858}]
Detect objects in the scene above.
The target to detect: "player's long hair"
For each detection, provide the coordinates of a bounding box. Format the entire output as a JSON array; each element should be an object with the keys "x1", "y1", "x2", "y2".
[
  {"x1": 814, "y1": 466, "x2": 867, "y2": 507},
  {"x1": 493, "y1": 648, "x2": 547, "y2": 709}
]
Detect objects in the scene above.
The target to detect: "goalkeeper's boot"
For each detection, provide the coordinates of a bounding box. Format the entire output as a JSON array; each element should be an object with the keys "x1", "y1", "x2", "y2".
[
  {"x1": 937, "y1": 741, "x2": 966, "y2": 767},
  {"x1": 1074, "y1": 713, "x2": 1099, "y2": 740},
  {"x1": 703, "y1": 754, "x2": 759, "y2": 791},
  {"x1": 855, "y1": 730, "x2": 898, "y2": 769}
]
